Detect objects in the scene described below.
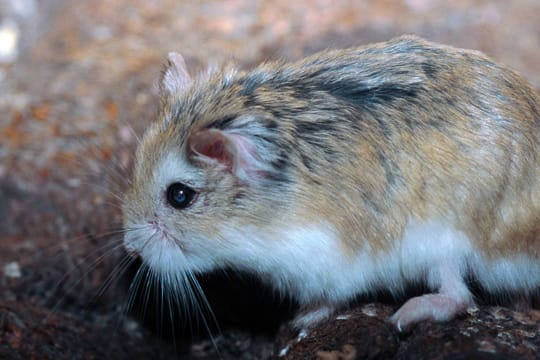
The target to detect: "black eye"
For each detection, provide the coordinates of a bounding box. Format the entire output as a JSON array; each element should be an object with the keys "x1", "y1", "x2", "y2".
[{"x1": 166, "y1": 183, "x2": 197, "y2": 209}]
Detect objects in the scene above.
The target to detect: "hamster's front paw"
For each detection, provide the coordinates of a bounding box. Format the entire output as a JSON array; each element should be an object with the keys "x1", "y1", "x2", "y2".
[
  {"x1": 292, "y1": 303, "x2": 336, "y2": 330},
  {"x1": 277, "y1": 304, "x2": 335, "y2": 357}
]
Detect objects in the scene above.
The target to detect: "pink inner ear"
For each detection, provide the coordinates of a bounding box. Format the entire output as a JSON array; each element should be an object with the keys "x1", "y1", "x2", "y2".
[
  {"x1": 189, "y1": 130, "x2": 234, "y2": 168},
  {"x1": 189, "y1": 129, "x2": 267, "y2": 184}
]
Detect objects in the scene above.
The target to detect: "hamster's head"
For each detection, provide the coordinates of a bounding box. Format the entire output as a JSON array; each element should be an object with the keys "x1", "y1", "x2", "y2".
[{"x1": 122, "y1": 53, "x2": 296, "y2": 277}]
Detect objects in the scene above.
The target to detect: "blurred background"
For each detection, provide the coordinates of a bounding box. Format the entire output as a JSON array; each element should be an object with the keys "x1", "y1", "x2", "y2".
[{"x1": 0, "y1": 1, "x2": 539, "y2": 359}]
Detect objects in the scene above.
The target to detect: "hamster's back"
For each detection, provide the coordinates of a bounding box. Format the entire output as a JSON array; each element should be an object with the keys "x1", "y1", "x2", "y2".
[{"x1": 227, "y1": 35, "x2": 540, "y2": 256}]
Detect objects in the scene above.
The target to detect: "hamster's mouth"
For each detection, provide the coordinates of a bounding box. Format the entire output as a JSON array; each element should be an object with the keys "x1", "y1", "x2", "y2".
[{"x1": 148, "y1": 219, "x2": 188, "y2": 254}]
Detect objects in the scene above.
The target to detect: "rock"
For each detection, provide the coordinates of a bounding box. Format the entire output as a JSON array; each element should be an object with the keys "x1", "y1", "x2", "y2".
[
  {"x1": 275, "y1": 304, "x2": 399, "y2": 359},
  {"x1": 0, "y1": 300, "x2": 177, "y2": 359},
  {"x1": 275, "y1": 304, "x2": 540, "y2": 359}
]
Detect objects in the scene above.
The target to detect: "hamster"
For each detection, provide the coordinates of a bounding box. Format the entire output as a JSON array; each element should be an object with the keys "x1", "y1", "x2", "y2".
[{"x1": 122, "y1": 35, "x2": 540, "y2": 333}]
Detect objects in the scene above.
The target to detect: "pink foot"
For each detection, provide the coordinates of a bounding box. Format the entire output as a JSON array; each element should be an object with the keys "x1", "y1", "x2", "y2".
[{"x1": 389, "y1": 293, "x2": 473, "y2": 332}]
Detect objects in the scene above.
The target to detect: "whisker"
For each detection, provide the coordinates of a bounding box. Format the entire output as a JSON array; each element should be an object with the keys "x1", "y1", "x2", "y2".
[
  {"x1": 54, "y1": 144, "x2": 132, "y2": 193},
  {"x1": 46, "y1": 235, "x2": 125, "y2": 317},
  {"x1": 92, "y1": 252, "x2": 136, "y2": 302},
  {"x1": 125, "y1": 262, "x2": 147, "y2": 315},
  {"x1": 118, "y1": 119, "x2": 142, "y2": 146},
  {"x1": 186, "y1": 271, "x2": 223, "y2": 358}
]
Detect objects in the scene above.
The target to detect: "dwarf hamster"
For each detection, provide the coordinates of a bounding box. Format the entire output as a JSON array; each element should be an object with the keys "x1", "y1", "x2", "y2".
[{"x1": 123, "y1": 35, "x2": 540, "y2": 332}]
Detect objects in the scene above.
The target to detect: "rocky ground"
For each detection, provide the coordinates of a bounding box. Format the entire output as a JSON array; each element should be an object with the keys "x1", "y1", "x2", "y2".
[{"x1": 1, "y1": 0, "x2": 539, "y2": 359}]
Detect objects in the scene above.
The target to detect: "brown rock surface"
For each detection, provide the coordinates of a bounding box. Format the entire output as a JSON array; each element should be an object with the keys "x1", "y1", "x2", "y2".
[
  {"x1": 275, "y1": 304, "x2": 540, "y2": 359},
  {"x1": 1, "y1": 0, "x2": 539, "y2": 359},
  {"x1": 0, "y1": 300, "x2": 177, "y2": 359}
]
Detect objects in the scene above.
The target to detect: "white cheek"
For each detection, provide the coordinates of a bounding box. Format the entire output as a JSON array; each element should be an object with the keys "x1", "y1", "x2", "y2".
[
  {"x1": 124, "y1": 227, "x2": 182, "y2": 272},
  {"x1": 143, "y1": 241, "x2": 185, "y2": 274},
  {"x1": 123, "y1": 226, "x2": 215, "y2": 275}
]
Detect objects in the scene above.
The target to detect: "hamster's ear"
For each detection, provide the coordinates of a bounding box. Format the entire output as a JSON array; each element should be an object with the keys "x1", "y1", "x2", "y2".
[
  {"x1": 160, "y1": 52, "x2": 192, "y2": 96},
  {"x1": 189, "y1": 129, "x2": 268, "y2": 183}
]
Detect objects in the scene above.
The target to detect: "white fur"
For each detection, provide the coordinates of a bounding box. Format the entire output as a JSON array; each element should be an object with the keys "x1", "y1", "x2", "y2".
[
  {"x1": 218, "y1": 219, "x2": 540, "y2": 309},
  {"x1": 470, "y1": 255, "x2": 540, "y2": 293},
  {"x1": 155, "y1": 152, "x2": 202, "y2": 195},
  {"x1": 217, "y1": 220, "x2": 468, "y2": 304},
  {"x1": 218, "y1": 223, "x2": 352, "y2": 303}
]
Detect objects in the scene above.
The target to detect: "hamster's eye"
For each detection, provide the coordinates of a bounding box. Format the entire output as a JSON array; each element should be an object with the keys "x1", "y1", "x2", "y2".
[{"x1": 166, "y1": 183, "x2": 197, "y2": 209}]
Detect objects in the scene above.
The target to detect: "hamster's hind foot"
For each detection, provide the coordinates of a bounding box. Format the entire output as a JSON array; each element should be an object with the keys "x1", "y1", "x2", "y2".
[{"x1": 389, "y1": 292, "x2": 474, "y2": 332}]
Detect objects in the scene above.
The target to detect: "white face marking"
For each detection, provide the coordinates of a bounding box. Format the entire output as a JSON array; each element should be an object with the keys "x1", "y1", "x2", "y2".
[
  {"x1": 124, "y1": 151, "x2": 217, "y2": 275},
  {"x1": 154, "y1": 152, "x2": 202, "y2": 197}
]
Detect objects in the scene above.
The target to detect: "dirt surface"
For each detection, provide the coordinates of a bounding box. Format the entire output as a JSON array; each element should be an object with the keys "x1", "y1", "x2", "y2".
[{"x1": 1, "y1": 0, "x2": 539, "y2": 359}]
